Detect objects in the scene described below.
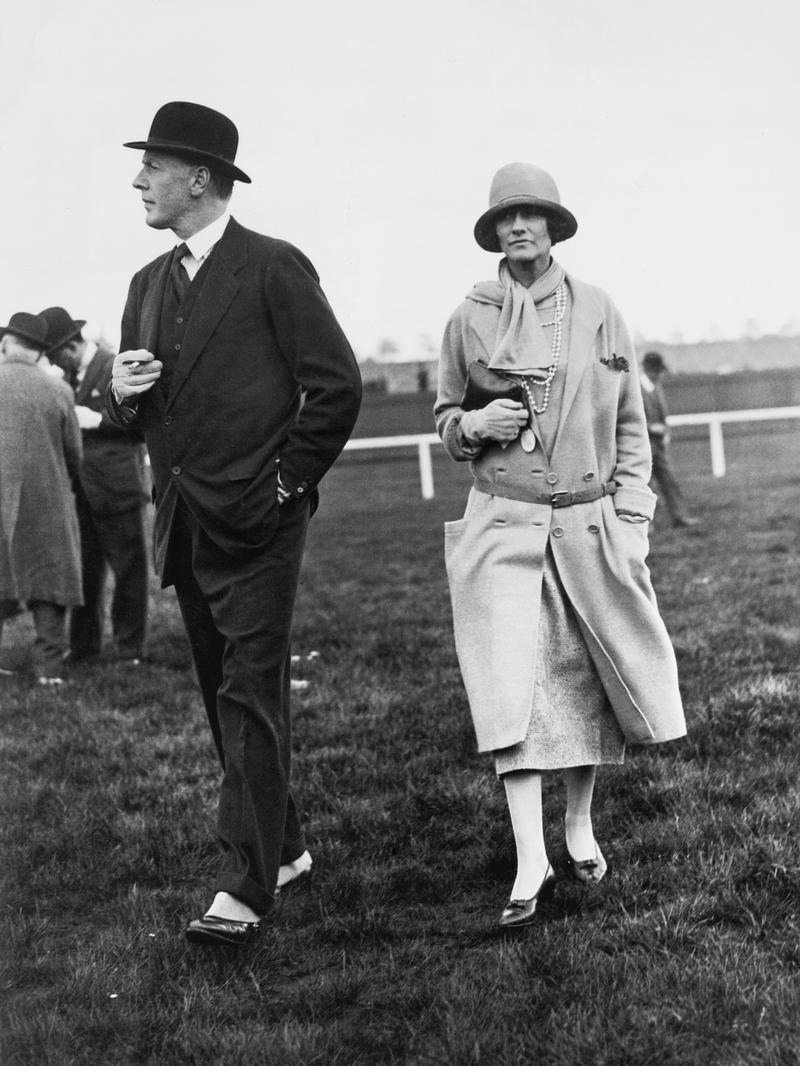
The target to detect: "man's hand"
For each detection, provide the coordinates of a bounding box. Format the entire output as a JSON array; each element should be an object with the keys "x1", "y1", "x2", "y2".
[
  {"x1": 75, "y1": 405, "x2": 103, "y2": 430},
  {"x1": 111, "y1": 350, "x2": 162, "y2": 401},
  {"x1": 461, "y1": 399, "x2": 529, "y2": 444}
]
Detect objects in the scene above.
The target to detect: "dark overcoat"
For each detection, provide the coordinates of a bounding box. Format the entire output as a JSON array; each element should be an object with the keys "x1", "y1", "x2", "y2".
[
  {"x1": 108, "y1": 217, "x2": 362, "y2": 581},
  {"x1": 0, "y1": 356, "x2": 83, "y2": 605}
]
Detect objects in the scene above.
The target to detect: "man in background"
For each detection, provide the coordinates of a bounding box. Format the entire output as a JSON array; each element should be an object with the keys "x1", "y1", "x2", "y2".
[
  {"x1": 640, "y1": 351, "x2": 699, "y2": 529},
  {"x1": 42, "y1": 307, "x2": 150, "y2": 664},
  {"x1": 0, "y1": 312, "x2": 83, "y2": 684},
  {"x1": 108, "y1": 101, "x2": 362, "y2": 946}
]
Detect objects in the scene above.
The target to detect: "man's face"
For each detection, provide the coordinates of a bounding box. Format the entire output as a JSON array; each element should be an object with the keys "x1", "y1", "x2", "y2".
[
  {"x1": 132, "y1": 151, "x2": 196, "y2": 232},
  {"x1": 495, "y1": 208, "x2": 552, "y2": 270},
  {"x1": 51, "y1": 338, "x2": 84, "y2": 377}
]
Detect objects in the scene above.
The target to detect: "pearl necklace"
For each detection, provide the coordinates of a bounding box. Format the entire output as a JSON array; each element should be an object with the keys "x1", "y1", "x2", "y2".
[{"x1": 519, "y1": 282, "x2": 567, "y2": 415}]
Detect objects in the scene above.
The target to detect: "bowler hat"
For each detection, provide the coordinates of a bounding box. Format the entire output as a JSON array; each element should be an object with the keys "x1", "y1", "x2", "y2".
[
  {"x1": 40, "y1": 306, "x2": 86, "y2": 352},
  {"x1": 474, "y1": 162, "x2": 578, "y2": 252},
  {"x1": 0, "y1": 312, "x2": 49, "y2": 351},
  {"x1": 124, "y1": 101, "x2": 252, "y2": 184}
]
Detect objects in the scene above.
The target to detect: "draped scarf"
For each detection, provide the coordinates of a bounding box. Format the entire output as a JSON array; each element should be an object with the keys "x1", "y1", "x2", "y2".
[{"x1": 469, "y1": 257, "x2": 566, "y2": 374}]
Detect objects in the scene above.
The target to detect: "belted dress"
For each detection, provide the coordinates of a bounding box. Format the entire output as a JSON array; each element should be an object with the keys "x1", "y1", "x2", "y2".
[{"x1": 435, "y1": 269, "x2": 686, "y2": 766}]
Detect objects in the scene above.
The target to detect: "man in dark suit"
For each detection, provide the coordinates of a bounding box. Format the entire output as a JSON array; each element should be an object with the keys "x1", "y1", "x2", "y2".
[
  {"x1": 640, "y1": 351, "x2": 699, "y2": 528},
  {"x1": 107, "y1": 101, "x2": 362, "y2": 946},
  {"x1": 41, "y1": 307, "x2": 150, "y2": 663}
]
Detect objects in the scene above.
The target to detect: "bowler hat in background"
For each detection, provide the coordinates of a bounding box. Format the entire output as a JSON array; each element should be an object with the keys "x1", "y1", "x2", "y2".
[
  {"x1": 642, "y1": 351, "x2": 668, "y2": 373},
  {"x1": 474, "y1": 162, "x2": 578, "y2": 252},
  {"x1": 0, "y1": 312, "x2": 49, "y2": 351},
  {"x1": 40, "y1": 306, "x2": 86, "y2": 352},
  {"x1": 124, "y1": 101, "x2": 252, "y2": 183}
]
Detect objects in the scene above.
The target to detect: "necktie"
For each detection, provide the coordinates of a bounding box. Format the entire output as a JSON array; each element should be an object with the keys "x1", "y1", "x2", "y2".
[{"x1": 171, "y1": 242, "x2": 191, "y2": 301}]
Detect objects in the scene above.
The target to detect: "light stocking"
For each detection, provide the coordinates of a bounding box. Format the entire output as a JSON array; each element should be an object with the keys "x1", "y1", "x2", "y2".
[
  {"x1": 564, "y1": 764, "x2": 597, "y2": 860},
  {"x1": 503, "y1": 770, "x2": 550, "y2": 898}
]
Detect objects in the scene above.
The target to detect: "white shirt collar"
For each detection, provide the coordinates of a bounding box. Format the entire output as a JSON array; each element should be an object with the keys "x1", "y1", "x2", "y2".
[
  {"x1": 640, "y1": 372, "x2": 655, "y2": 393},
  {"x1": 181, "y1": 211, "x2": 231, "y2": 264}
]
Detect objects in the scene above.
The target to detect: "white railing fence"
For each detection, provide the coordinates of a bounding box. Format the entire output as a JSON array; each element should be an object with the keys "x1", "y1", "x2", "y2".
[{"x1": 344, "y1": 407, "x2": 800, "y2": 499}]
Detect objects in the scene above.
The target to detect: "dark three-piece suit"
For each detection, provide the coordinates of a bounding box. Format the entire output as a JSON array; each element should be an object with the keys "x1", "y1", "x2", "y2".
[{"x1": 108, "y1": 217, "x2": 362, "y2": 912}]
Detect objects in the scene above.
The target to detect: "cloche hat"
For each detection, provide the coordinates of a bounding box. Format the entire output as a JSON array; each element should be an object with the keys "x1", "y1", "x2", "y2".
[
  {"x1": 474, "y1": 162, "x2": 578, "y2": 251},
  {"x1": 124, "y1": 101, "x2": 252, "y2": 184},
  {"x1": 40, "y1": 306, "x2": 86, "y2": 352},
  {"x1": 0, "y1": 312, "x2": 49, "y2": 351}
]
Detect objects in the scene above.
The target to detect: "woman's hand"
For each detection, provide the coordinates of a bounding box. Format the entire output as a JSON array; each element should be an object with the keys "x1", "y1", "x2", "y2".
[{"x1": 461, "y1": 399, "x2": 529, "y2": 443}]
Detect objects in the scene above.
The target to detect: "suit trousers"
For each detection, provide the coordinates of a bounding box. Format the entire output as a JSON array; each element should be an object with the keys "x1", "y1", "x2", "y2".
[
  {"x1": 169, "y1": 495, "x2": 310, "y2": 915},
  {"x1": 70, "y1": 492, "x2": 149, "y2": 659},
  {"x1": 649, "y1": 438, "x2": 687, "y2": 524}
]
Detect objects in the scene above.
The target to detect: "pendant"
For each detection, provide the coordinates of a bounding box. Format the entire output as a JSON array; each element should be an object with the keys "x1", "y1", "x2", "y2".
[{"x1": 520, "y1": 427, "x2": 537, "y2": 453}]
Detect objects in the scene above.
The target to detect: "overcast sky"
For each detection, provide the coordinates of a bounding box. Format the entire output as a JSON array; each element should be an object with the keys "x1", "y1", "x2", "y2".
[{"x1": 1, "y1": 0, "x2": 798, "y2": 357}]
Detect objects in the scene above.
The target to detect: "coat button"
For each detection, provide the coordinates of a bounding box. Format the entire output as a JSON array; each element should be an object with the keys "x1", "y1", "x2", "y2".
[
  {"x1": 588, "y1": 524, "x2": 599, "y2": 533},
  {"x1": 546, "y1": 473, "x2": 559, "y2": 485},
  {"x1": 176, "y1": 316, "x2": 184, "y2": 324},
  {"x1": 174, "y1": 343, "x2": 182, "y2": 351},
  {"x1": 583, "y1": 472, "x2": 595, "y2": 481},
  {"x1": 552, "y1": 526, "x2": 564, "y2": 537},
  {"x1": 163, "y1": 416, "x2": 173, "y2": 426},
  {"x1": 171, "y1": 465, "x2": 181, "y2": 476}
]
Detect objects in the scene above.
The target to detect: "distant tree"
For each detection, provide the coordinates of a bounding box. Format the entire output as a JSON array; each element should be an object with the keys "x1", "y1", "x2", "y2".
[
  {"x1": 377, "y1": 338, "x2": 399, "y2": 358},
  {"x1": 363, "y1": 378, "x2": 388, "y2": 396},
  {"x1": 418, "y1": 333, "x2": 438, "y2": 359}
]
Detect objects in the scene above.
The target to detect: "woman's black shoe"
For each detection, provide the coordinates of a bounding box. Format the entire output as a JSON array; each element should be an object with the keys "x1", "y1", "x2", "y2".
[
  {"x1": 498, "y1": 863, "x2": 556, "y2": 928},
  {"x1": 567, "y1": 843, "x2": 608, "y2": 886}
]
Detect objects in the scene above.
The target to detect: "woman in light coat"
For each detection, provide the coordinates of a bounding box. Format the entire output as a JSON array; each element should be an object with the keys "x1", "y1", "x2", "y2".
[{"x1": 435, "y1": 163, "x2": 686, "y2": 927}]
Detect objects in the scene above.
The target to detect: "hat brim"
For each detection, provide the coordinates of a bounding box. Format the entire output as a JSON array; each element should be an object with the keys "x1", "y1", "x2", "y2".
[
  {"x1": 123, "y1": 140, "x2": 252, "y2": 183},
  {"x1": 474, "y1": 196, "x2": 578, "y2": 251},
  {"x1": 0, "y1": 327, "x2": 48, "y2": 350},
  {"x1": 46, "y1": 320, "x2": 86, "y2": 352}
]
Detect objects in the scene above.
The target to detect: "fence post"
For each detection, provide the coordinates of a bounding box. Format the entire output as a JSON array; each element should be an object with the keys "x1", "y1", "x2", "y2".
[
  {"x1": 708, "y1": 418, "x2": 726, "y2": 477},
  {"x1": 418, "y1": 440, "x2": 435, "y2": 499}
]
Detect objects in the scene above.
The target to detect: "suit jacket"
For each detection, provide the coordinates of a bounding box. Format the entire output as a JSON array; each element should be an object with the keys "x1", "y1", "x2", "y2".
[
  {"x1": 76, "y1": 345, "x2": 149, "y2": 516},
  {"x1": 108, "y1": 217, "x2": 362, "y2": 579}
]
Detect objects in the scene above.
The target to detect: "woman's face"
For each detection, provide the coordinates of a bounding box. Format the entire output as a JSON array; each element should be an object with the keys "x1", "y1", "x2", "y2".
[{"x1": 495, "y1": 208, "x2": 552, "y2": 273}]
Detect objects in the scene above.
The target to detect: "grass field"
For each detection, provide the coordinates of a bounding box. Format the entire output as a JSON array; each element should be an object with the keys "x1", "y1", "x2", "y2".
[{"x1": 2, "y1": 429, "x2": 799, "y2": 1065}]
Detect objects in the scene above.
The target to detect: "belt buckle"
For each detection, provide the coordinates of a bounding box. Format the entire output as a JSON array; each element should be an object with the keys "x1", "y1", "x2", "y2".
[{"x1": 551, "y1": 490, "x2": 572, "y2": 508}]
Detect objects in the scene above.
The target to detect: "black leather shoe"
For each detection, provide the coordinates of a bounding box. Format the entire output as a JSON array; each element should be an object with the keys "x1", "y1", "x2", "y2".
[
  {"x1": 567, "y1": 843, "x2": 608, "y2": 886},
  {"x1": 498, "y1": 863, "x2": 556, "y2": 928},
  {"x1": 185, "y1": 914, "x2": 261, "y2": 946}
]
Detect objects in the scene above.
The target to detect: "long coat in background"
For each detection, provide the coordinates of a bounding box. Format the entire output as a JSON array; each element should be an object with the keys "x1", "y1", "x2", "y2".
[
  {"x1": 436, "y1": 272, "x2": 686, "y2": 752},
  {"x1": 0, "y1": 355, "x2": 83, "y2": 606}
]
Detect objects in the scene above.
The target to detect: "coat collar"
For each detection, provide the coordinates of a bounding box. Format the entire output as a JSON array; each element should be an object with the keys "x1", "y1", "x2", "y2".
[{"x1": 550, "y1": 275, "x2": 604, "y2": 452}]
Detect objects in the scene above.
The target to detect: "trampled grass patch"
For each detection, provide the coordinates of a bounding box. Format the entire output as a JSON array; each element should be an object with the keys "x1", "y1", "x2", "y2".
[{"x1": 2, "y1": 430, "x2": 799, "y2": 1064}]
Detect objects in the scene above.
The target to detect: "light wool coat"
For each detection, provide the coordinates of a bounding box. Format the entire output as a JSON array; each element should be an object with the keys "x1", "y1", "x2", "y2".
[
  {"x1": 0, "y1": 356, "x2": 83, "y2": 606},
  {"x1": 435, "y1": 272, "x2": 686, "y2": 752}
]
